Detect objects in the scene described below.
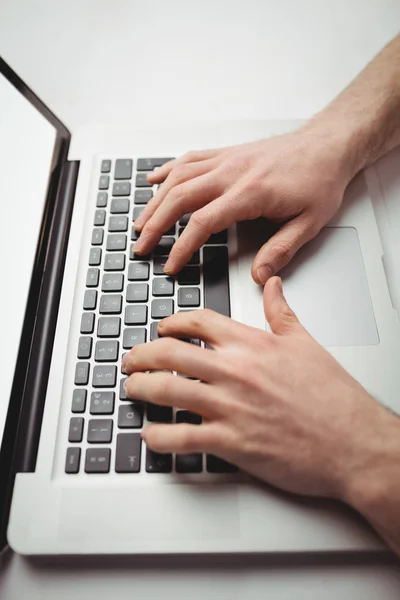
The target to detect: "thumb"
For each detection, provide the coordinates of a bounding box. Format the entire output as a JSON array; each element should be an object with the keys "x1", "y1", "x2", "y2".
[
  {"x1": 252, "y1": 218, "x2": 314, "y2": 285},
  {"x1": 263, "y1": 276, "x2": 306, "y2": 336}
]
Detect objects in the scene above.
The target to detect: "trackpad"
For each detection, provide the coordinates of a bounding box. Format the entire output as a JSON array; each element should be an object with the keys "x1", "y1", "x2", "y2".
[{"x1": 237, "y1": 222, "x2": 378, "y2": 346}]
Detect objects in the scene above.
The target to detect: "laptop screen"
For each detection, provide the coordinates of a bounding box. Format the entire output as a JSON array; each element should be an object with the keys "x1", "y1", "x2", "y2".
[{"x1": 0, "y1": 71, "x2": 57, "y2": 449}]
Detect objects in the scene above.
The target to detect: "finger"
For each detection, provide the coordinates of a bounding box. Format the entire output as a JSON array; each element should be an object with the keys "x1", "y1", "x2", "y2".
[
  {"x1": 125, "y1": 371, "x2": 220, "y2": 418},
  {"x1": 135, "y1": 158, "x2": 217, "y2": 231},
  {"x1": 142, "y1": 422, "x2": 218, "y2": 454},
  {"x1": 123, "y1": 337, "x2": 221, "y2": 382},
  {"x1": 251, "y1": 218, "x2": 316, "y2": 284},
  {"x1": 164, "y1": 187, "x2": 249, "y2": 273},
  {"x1": 157, "y1": 308, "x2": 248, "y2": 349},
  {"x1": 146, "y1": 149, "x2": 224, "y2": 184},
  {"x1": 135, "y1": 170, "x2": 224, "y2": 255},
  {"x1": 263, "y1": 276, "x2": 306, "y2": 337}
]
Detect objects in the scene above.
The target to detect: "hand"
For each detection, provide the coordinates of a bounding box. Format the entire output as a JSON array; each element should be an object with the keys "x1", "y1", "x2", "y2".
[
  {"x1": 122, "y1": 277, "x2": 390, "y2": 502},
  {"x1": 134, "y1": 127, "x2": 355, "y2": 283}
]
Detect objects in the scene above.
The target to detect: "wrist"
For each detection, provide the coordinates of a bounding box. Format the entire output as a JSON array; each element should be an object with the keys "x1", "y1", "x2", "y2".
[
  {"x1": 302, "y1": 110, "x2": 369, "y2": 183},
  {"x1": 340, "y1": 404, "x2": 400, "y2": 531}
]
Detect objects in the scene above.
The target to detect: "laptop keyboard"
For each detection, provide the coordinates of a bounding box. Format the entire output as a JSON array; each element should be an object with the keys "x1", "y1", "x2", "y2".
[{"x1": 65, "y1": 158, "x2": 236, "y2": 476}]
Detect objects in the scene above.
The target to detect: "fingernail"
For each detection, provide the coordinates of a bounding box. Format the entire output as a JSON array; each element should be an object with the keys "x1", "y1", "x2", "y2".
[
  {"x1": 276, "y1": 276, "x2": 283, "y2": 293},
  {"x1": 164, "y1": 259, "x2": 173, "y2": 274},
  {"x1": 123, "y1": 378, "x2": 129, "y2": 396},
  {"x1": 257, "y1": 265, "x2": 272, "y2": 285}
]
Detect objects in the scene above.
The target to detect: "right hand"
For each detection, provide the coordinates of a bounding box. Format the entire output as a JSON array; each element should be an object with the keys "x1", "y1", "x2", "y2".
[{"x1": 134, "y1": 125, "x2": 356, "y2": 283}]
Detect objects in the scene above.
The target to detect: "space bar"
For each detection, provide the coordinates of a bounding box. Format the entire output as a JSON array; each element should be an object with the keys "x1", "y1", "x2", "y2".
[{"x1": 203, "y1": 246, "x2": 230, "y2": 317}]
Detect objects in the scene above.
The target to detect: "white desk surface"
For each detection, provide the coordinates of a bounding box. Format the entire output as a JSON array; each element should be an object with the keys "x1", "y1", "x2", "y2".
[{"x1": 1, "y1": 0, "x2": 400, "y2": 597}]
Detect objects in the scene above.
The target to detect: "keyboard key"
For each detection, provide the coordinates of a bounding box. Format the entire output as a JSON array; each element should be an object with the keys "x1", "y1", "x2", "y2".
[
  {"x1": 110, "y1": 197, "x2": 130, "y2": 213},
  {"x1": 128, "y1": 262, "x2": 149, "y2": 281},
  {"x1": 146, "y1": 449, "x2": 172, "y2": 473},
  {"x1": 178, "y1": 267, "x2": 200, "y2": 285},
  {"x1": 106, "y1": 234, "x2": 127, "y2": 251},
  {"x1": 206, "y1": 455, "x2": 238, "y2": 473},
  {"x1": 151, "y1": 299, "x2": 174, "y2": 319},
  {"x1": 147, "y1": 403, "x2": 173, "y2": 423},
  {"x1": 102, "y1": 273, "x2": 124, "y2": 292},
  {"x1": 96, "y1": 192, "x2": 108, "y2": 207},
  {"x1": 112, "y1": 181, "x2": 131, "y2": 196},
  {"x1": 80, "y1": 312, "x2": 95, "y2": 334},
  {"x1": 74, "y1": 362, "x2": 90, "y2": 385},
  {"x1": 65, "y1": 447, "x2": 81, "y2": 474},
  {"x1": 152, "y1": 277, "x2": 174, "y2": 296},
  {"x1": 89, "y1": 247, "x2": 102, "y2": 266},
  {"x1": 99, "y1": 175, "x2": 109, "y2": 190},
  {"x1": 120, "y1": 377, "x2": 128, "y2": 400},
  {"x1": 165, "y1": 224, "x2": 176, "y2": 236},
  {"x1": 118, "y1": 404, "x2": 144, "y2": 428},
  {"x1": 135, "y1": 173, "x2": 152, "y2": 187},
  {"x1": 203, "y1": 246, "x2": 230, "y2": 317},
  {"x1": 188, "y1": 250, "x2": 200, "y2": 265},
  {"x1": 126, "y1": 283, "x2": 149, "y2": 302},
  {"x1": 131, "y1": 226, "x2": 141, "y2": 241},
  {"x1": 97, "y1": 316, "x2": 121, "y2": 337},
  {"x1": 94, "y1": 209, "x2": 106, "y2": 226},
  {"x1": 91, "y1": 228, "x2": 104, "y2": 245},
  {"x1": 109, "y1": 216, "x2": 128, "y2": 232},
  {"x1": 85, "y1": 448, "x2": 111, "y2": 473},
  {"x1": 71, "y1": 389, "x2": 87, "y2": 413},
  {"x1": 90, "y1": 391, "x2": 115, "y2": 415},
  {"x1": 99, "y1": 294, "x2": 122, "y2": 314},
  {"x1": 150, "y1": 321, "x2": 161, "y2": 341},
  {"x1": 179, "y1": 213, "x2": 191, "y2": 226},
  {"x1": 87, "y1": 419, "x2": 113, "y2": 444},
  {"x1": 179, "y1": 337, "x2": 201, "y2": 347},
  {"x1": 104, "y1": 253, "x2": 125, "y2": 271},
  {"x1": 176, "y1": 410, "x2": 202, "y2": 424},
  {"x1": 68, "y1": 417, "x2": 84, "y2": 443},
  {"x1": 133, "y1": 206, "x2": 144, "y2": 221},
  {"x1": 114, "y1": 158, "x2": 133, "y2": 180},
  {"x1": 123, "y1": 327, "x2": 147, "y2": 349},
  {"x1": 83, "y1": 289, "x2": 97, "y2": 310},
  {"x1": 153, "y1": 257, "x2": 168, "y2": 275},
  {"x1": 154, "y1": 237, "x2": 175, "y2": 255},
  {"x1": 125, "y1": 305, "x2": 148, "y2": 325},
  {"x1": 77, "y1": 336, "x2": 92, "y2": 359},
  {"x1": 134, "y1": 189, "x2": 153, "y2": 204},
  {"x1": 206, "y1": 230, "x2": 228, "y2": 245},
  {"x1": 92, "y1": 365, "x2": 117, "y2": 388},
  {"x1": 176, "y1": 454, "x2": 202, "y2": 473},
  {"x1": 178, "y1": 287, "x2": 200, "y2": 307},
  {"x1": 101, "y1": 159, "x2": 111, "y2": 173},
  {"x1": 137, "y1": 158, "x2": 173, "y2": 171},
  {"x1": 115, "y1": 433, "x2": 142, "y2": 473},
  {"x1": 86, "y1": 267, "x2": 99, "y2": 287},
  {"x1": 95, "y1": 340, "x2": 119, "y2": 361}
]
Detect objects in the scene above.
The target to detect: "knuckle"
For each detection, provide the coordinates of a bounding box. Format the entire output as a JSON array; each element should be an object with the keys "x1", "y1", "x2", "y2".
[
  {"x1": 190, "y1": 308, "x2": 211, "y2": 330},
  {"x1": 190, "y1": 211, "x2": 210, "y2": 232},
  {"x1": 168, "y1": 183, "x2": 185, "y2": 204},
  {"x1": 272, "y1": 238, "x2": 297, "y2": 265}
]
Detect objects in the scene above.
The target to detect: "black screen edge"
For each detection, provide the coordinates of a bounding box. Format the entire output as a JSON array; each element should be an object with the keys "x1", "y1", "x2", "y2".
[{"x1": 0, "y1": 56, "x2": 76, "y2": 549}]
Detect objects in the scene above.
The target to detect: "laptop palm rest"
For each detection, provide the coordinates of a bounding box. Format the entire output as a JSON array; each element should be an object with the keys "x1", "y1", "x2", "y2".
[{"x1": 236, "y1": 221, "x2": 378, "y2": 347}]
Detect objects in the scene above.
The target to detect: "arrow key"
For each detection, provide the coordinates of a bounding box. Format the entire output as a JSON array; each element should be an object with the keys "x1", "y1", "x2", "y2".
[{"x1": 146, "y1": 448, "x2": 172, "y2": 473}]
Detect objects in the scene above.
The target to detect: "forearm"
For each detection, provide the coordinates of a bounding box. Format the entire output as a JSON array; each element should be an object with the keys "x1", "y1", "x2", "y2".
[
  {"x1": 344, "y1": 407, "x2": 400, "y2": 557},
  {"x1": 308, "y1": 34, "x2": 400, "y2": 178}
]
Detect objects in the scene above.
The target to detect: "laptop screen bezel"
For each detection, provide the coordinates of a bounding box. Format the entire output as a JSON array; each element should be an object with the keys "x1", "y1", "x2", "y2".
[{"x1": 0, "y1": 56, "x2": 72, "y2": 548}]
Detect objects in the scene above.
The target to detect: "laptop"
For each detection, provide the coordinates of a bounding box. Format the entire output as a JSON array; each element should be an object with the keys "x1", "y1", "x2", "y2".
[{"x1": 1, "y1": 56, "x2": 400, "y2": 555}]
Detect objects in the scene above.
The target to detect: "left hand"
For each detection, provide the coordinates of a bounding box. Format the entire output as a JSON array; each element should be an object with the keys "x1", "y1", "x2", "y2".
[{"x1": 122, "y1": 277, "x2": 387, "y2": 502}]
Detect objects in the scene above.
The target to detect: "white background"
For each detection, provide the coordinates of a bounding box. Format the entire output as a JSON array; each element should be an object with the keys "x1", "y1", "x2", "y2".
[{"x1": 1, "y1": 0, "x2": 400, "y2": 598}]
